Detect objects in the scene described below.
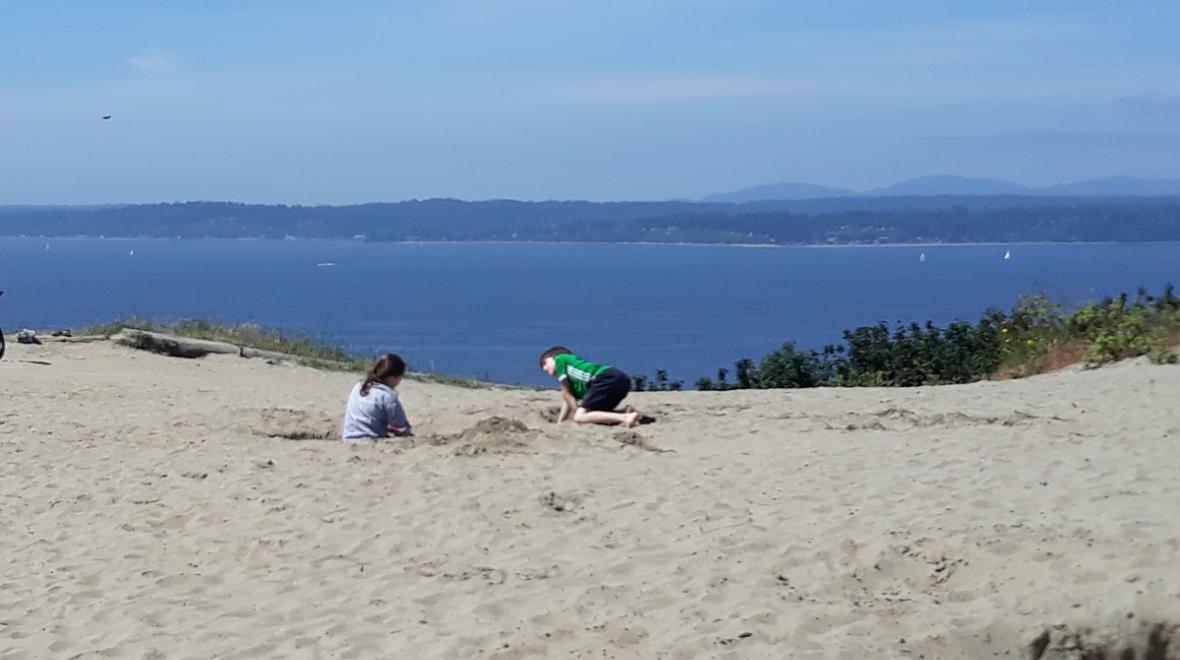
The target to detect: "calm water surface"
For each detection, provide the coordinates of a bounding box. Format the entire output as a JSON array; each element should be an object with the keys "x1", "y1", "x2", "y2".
[{"x1": 1, "y1": 239, "x2": 1176, "y2": 385}]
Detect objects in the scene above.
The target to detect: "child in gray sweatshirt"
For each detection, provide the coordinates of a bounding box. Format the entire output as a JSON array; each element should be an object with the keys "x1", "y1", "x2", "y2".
[{"x1": 341, "y1": 354, "x2": 413, "y2": 441}]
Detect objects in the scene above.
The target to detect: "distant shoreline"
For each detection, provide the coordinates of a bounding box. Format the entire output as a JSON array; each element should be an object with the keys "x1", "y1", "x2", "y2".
[
  {"x1": 5, "y1": 198, "x2": 1178, "y2": 246},
  {"x1": 6, "y1": 236, "x2": 1180, "y2": 249}
]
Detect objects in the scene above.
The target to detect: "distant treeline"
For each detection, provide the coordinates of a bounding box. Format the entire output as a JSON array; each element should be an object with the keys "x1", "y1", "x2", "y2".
[
  {"x1": 2, "y1": 197, "x2": 1180, "y2": 244},
  {"x1": 634, "y1": 284, "x2": 1180, "y2": 391}
]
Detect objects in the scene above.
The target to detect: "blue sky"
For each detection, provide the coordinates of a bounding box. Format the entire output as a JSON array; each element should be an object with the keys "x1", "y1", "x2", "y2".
[{"x1": 1, "y1": 1, "x2": 1178, "y2": 203}]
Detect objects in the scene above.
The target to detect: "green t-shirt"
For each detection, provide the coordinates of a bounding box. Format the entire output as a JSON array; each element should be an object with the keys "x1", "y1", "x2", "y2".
[{"x1": 554, "y1": 353, "x2": 609, "y2": 399}]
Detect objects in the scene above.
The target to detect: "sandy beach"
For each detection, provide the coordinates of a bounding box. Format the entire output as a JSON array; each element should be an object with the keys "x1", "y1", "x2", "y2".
[{"x1": 2, "y1": 339, "x2": 1179, "y2": 659}]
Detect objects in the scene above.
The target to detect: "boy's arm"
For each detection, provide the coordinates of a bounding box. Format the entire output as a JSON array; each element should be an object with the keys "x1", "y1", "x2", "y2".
[{"x1": 558, "y1": 379, "x2": 577, "y2": 422}]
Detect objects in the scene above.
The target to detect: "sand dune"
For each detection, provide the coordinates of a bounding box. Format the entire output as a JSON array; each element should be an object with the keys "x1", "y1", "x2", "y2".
[{"x1": 2, "y1": 340, "x2": 1179, "y2": 659}]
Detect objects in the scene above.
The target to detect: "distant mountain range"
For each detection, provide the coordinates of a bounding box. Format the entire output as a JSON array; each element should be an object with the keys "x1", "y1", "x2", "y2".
[{"x1": 703, "y1": 175, "x2": 1180, "y2": 202}]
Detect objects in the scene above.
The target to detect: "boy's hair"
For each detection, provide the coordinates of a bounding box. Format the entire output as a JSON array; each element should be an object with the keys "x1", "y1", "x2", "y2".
[
  {"x1": 539, "y1": 345, "x2": 572, "y2": 367},
  {"x1": 361, "y1": 353, "x2": 407, "y2": 396}
]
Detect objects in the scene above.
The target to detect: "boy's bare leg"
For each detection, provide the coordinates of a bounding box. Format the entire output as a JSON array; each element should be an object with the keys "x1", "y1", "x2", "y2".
[{"x1": 574, "y1": 408, "x2": 641, "y2": 427}]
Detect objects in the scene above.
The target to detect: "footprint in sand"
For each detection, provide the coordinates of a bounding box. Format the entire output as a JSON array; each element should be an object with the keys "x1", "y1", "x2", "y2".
[{"x1": 250, "y1": 407, "x2": 336, "y2": 440}]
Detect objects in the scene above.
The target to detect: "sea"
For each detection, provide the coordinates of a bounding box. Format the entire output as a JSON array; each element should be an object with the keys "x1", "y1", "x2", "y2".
[{"x1": 1, "y1": 238, "x2": 1176, "y2": 386}]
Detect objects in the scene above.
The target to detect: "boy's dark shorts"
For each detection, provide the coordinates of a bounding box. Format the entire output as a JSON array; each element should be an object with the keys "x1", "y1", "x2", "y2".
[{"x1": 580, "y1": 367, "x2": 631, "y2": 412}]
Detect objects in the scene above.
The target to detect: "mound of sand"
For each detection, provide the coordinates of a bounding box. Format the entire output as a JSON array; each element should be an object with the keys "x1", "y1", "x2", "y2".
[
  {"x1": 2, "y1": 340, "x2": 1180, "y2": 659},
  {"x1": 398, "y1": 416, "x2": 539, "y2": 457}
]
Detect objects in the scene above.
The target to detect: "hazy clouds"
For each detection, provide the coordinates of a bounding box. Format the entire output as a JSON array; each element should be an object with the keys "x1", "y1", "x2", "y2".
[{"x1": 1, "y1": 1, "x2": 1177, "y2": 203}]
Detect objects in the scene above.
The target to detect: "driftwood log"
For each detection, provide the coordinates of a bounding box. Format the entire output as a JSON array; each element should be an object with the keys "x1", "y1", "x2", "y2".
[
  {"x1": 112, "y1": 329, "x2": 295, "y2": 362},
  {"x1": 40, "y1": 334, "x2": 112, "y2": 344}
]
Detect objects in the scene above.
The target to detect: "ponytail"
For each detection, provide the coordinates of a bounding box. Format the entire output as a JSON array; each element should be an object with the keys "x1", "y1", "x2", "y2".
[{"x1": 360, "y1": 353, "x2": 407, "y2": 396}]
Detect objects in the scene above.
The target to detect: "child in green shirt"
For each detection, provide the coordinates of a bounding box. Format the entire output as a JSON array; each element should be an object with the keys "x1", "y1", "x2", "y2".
[{"x1": 539, "y1": 346, "x2": 641, "y2": 427}]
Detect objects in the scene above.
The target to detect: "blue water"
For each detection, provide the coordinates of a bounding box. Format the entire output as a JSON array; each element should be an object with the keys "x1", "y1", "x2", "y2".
[{"x1": 1, "y1": 239, "x2": 1176, "y2": 385}]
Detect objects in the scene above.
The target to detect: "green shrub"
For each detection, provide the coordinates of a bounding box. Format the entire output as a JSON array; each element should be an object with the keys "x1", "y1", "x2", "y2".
[
  {"x1": 1064, "y1": 293, "x2": 1175, "y2": 367},
  {"x1": 658, "y1": 283, "x2": 1180, "y2": 390},
  {"x1": 1148, "y1": 344, "x2": 1178, "y2": 365},
  {"x1": 632, "y1": 369, "x2": 683, "y2": 392},
  {"x1": 749, "y1": 342, "x2": 826, "y2": 388}
]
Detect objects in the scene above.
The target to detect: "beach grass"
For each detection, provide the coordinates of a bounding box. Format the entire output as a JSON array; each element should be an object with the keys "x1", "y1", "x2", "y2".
[{"x1": 78, "y1": 318, "x2": 487, "y2": 388}]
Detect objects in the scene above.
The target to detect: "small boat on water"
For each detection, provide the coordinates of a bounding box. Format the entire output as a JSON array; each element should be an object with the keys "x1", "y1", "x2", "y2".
[
  {"x1": 919, "y1": 253, "x2": 927, "y2": 263},
  {"x1": 1003, "y1": 250, "x2": 1011, "y2": 260},
  {"x1": 316, "y1": 262, "x2": 336, "y2": 267}
]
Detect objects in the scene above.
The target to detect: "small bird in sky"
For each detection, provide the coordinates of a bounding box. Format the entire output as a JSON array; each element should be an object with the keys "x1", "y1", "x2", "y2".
[{"x1": 101, "y1": 115, "x2": 112, "y2": 120}]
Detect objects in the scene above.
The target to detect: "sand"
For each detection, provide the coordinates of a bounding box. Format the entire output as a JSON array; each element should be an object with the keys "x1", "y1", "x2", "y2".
[{"x1": 2, "y1": 340, "x2": 1179, "y2": 659}]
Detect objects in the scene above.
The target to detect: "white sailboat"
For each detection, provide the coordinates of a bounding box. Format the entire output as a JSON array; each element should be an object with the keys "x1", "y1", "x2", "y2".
[
  {"x1": 919, "y1": 253, "x2": 927, "y2": 263},
  {"x1": 1003, "y1": 250, "x2": 1011, "y2": 260}
]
